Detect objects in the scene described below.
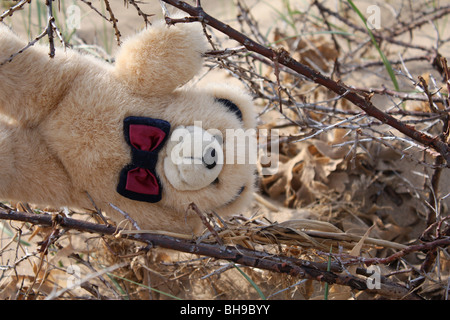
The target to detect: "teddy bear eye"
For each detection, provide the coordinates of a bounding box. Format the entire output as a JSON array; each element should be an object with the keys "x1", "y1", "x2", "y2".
[{"x1": 216, "y1": 98, "x2": 243, "y2": 122}]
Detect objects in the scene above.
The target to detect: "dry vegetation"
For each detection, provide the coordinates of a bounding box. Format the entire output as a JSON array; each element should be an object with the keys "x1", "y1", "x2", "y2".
[{"x1": 0, "y1": 0, "x2": 450, "y2": 300}]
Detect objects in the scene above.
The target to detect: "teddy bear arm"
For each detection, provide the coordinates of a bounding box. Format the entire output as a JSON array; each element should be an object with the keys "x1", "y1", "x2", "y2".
[
  {"x1": 0, "y1": 124, "x2": 78, "y2": 208},
  {"x1": 113, "y1": 22, "x2": 208, "y2": 96},
  {"x1": 0, "y1": 25, "x2": 80, "y2": 126}
]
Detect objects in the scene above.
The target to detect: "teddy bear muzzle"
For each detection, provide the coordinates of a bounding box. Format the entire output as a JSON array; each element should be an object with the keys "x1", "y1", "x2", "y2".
[{"x1": 164, "y1": 125, "x2": 224, "y2": 191}]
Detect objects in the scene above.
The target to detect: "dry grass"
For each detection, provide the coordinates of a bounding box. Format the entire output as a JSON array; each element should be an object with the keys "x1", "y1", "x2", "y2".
[{"x1": 1, "y1": 0, "x2": 449, "y2": 300}]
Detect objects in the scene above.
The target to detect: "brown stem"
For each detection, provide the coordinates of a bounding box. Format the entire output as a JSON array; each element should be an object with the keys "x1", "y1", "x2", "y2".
[
  {"x1": 45, "y1": 0, "x2": 55, "y2": 58},
  {"x1": 160, "y1": 0, "x2": 450, "y2": 166},
  {"x1": 103, "y1": 0, "x2": 121, "y2": 45},
  {"x1": 328, "y1": 237, "x2": 450, "y2": 267},
  {"x1": 0, "y1": 208, "x2": 422, "y2": 299}
]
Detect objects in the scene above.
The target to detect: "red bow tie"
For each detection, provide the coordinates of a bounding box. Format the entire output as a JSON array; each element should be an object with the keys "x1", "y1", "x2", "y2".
[{"x1": 117, "y1": 116, "x2": 171, "y2": 203}]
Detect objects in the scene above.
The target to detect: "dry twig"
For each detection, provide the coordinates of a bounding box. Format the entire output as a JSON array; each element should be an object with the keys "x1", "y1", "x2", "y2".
[
  {"x1": 0, "y1": 206, "x2": 433, "y2": 300},
  {"x1": 161, "y1": 0, "x2": 450, "y2": 167}
]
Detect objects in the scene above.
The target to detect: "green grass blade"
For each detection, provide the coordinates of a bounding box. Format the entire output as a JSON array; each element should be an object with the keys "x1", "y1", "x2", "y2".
[
  {"x1": 107, "y1": 273, "x2": 183, "y2": 300},
  {"x1": 36, "y1": 0, "x2": 43, "y2": 33},
  {"x1": 0, "y1": 221, "x2": 30, "y2": 246},
  {"x1": 346, "y1": 0, "x2": 399, "y2": 91},
  {"x1": 233, "y1": 263, "x2": 266, "y2": 300},
  {"x1": 262, "y1": 0, "x2": 298, "y2": 33},
  {"x1": 105, "y1": 273, "x2": 130, "y2": 300}
]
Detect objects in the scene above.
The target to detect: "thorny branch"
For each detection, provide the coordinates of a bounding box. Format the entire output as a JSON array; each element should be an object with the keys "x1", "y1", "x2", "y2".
[
  {"x1": 0, "y1": 0, "x2": 64, "y2": 64},
  {"x1": 0, "y1": 207, "x2": 429, "y2": 299},
  {"x1": 103, "y1": 0, "x2": 121, "y2": 46},
  {"x1": 0, "y1": 0, "x2": 30, "y2": 21},
  {"x1": 45, "y1": 0, "x2": 56, "y2": 58},
  {"x1": 160, "y1": 0, "x2": 450, "y2": 167},
  {"x1": 1, "y1": 1, "x2": 449, "y2": 166},
  {"x1": 161, "y1": 5, "x2": 450, "y2": 298}
]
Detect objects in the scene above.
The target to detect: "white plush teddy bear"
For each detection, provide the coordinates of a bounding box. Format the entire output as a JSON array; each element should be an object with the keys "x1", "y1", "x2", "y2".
[{"x1": 0, "y1": 20, "x2": 256, "y2": 234}]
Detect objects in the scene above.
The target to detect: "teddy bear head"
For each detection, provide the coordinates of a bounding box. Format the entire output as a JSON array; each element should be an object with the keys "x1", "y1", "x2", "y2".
[{"x1": 110, "y1": 21, "x2": 257, "y2": 228}]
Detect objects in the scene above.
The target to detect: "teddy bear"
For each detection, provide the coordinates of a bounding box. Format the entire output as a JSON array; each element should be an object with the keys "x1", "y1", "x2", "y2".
[{"x1": 0, "y1": 19, "x2": 256, "y2": 234}]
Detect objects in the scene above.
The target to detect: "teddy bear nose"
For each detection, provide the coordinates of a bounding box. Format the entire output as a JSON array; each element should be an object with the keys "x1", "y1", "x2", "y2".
[{"x1": 202, "y1": 147, "x2": 217, "y2": 169}]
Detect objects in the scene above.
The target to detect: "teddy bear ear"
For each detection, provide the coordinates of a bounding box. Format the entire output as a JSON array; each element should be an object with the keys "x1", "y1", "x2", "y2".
[{"x1": 113, "y1": 20, "x2": 207, "y2": 96}]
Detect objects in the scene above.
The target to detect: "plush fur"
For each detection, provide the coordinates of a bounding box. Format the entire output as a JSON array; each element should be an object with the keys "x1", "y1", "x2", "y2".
[{"x1": 0, "y1": 21, "x2": 256, "y2": 234}]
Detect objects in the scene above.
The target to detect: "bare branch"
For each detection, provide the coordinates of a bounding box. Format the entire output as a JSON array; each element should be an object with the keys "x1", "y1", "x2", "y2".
[
  {"x1": 160, "y1": 0, "x2": 450, "y2": 166},
  {"x1": 103, "y1": 0, "x2": 121, "y2": 46},
  {"x1": 0, "y1": 0, "x2": 30, "y2": 22},
  {"x1": 0, "y1": 207, "x2": 425, "y2": 299}
]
